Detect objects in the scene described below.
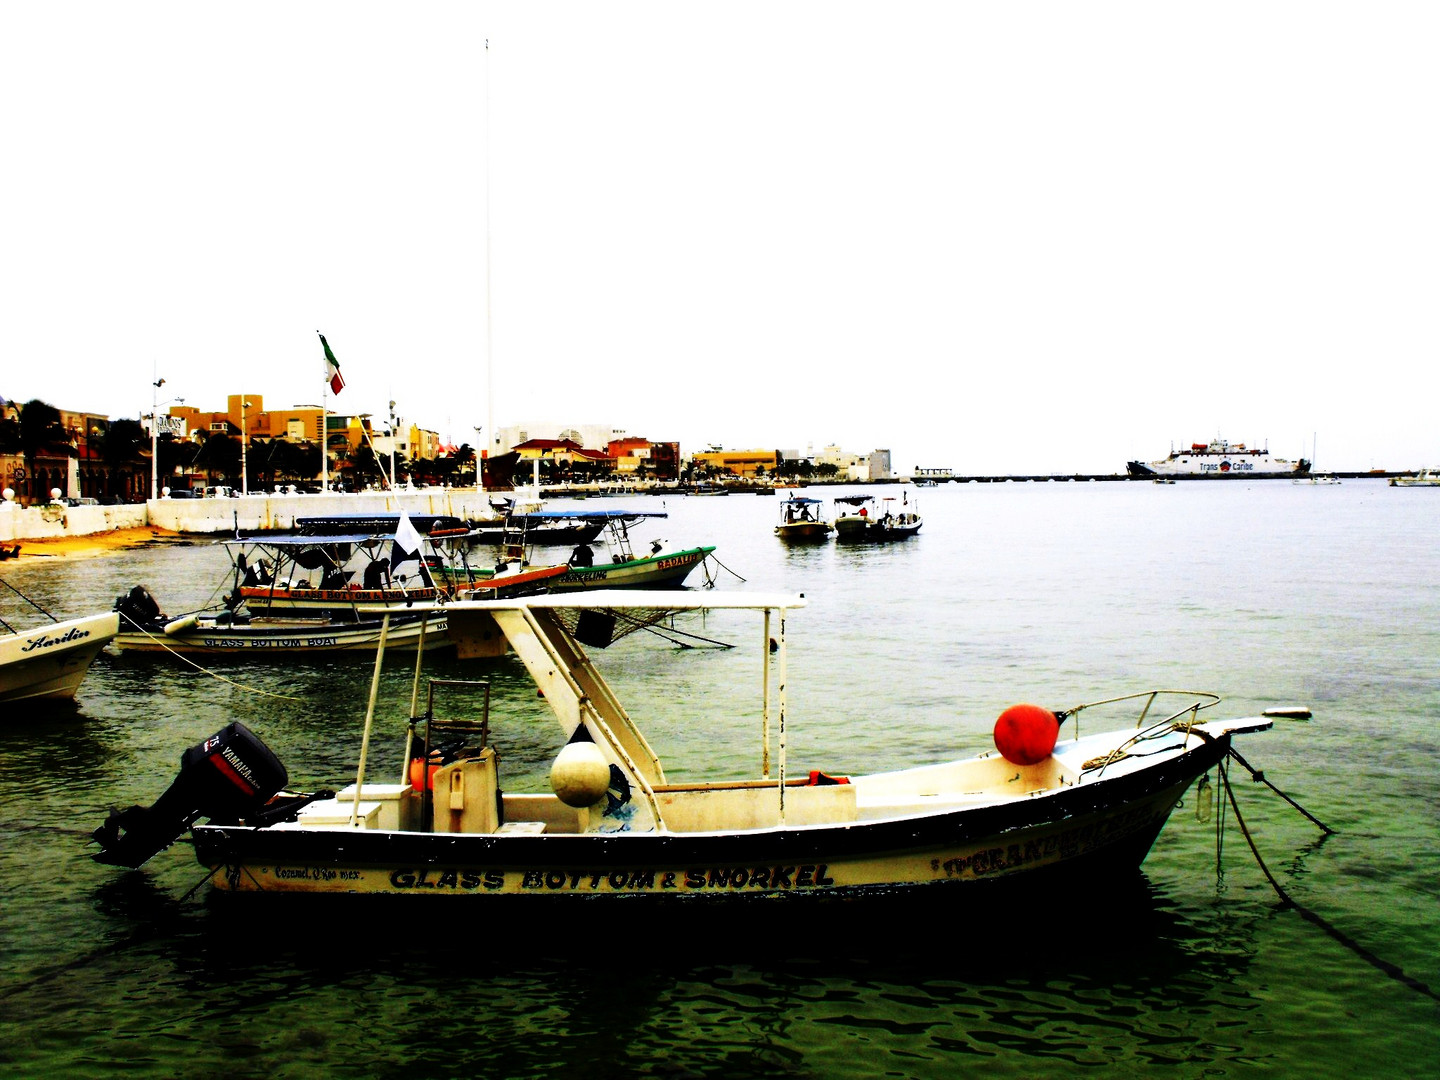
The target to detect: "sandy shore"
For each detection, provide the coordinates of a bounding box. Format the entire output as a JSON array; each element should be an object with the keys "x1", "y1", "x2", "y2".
[{"x1": 2, "y1": 527, "x2": 189, "y2": 564}]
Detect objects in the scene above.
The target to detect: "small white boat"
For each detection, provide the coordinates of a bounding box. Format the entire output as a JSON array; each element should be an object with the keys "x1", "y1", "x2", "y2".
[
  {"x1": 833, "y1": 493, "x2": 922, "y2": 542},
  {"x1": 1293, "y1": 435, "x2": 1341, "y2": 484},
  {"x1": 1, "y1": 609, "x2": 119, "y2": 705},
  {"x1": 1390, "y1": 469, "x2": 1440, "y2": 487},
  {"x1": 93, "y1": 592, "x2": 1288, "y2": 903}
]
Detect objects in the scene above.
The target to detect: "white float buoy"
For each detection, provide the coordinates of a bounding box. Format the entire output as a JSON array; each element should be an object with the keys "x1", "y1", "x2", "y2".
[{"x1": 550, "y1": 740, "x2": 611, "y2": 808}]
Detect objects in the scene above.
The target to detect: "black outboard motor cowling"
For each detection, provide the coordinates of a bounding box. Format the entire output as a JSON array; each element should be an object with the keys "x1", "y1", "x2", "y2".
[
  {"x1": 114, "y1": 585, "x2": 163, "y2": 630},
  {"x1": 92, "y1": 721, "x2": 288, "y2": 868}
]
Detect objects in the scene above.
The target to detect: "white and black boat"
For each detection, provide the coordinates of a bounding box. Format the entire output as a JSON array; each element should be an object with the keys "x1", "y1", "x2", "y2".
[
  {"x1": 92, "y1": 593, "x2": 1291, "y2": 901},
  {"x1": 832, "y1": 493, "x2": 922, "y2": 542},
  {"x1": 110, "y1": 586, "x2": 447, "y2": 655}
]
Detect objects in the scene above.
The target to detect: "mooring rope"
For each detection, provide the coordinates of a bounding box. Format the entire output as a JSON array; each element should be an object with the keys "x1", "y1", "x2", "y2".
[
  {"x1": 0, "y1": 574, "x2": 60, "y2": 623},
  {"x1": 704, "y1": 553, "x2": 748, "y2": 584},
  {"x1": 1218, "y1": 756, "x2": 1438, "y2": 1003},
  {"x1": 116, "y1": 616, "x2": 305, "y2": 701}
]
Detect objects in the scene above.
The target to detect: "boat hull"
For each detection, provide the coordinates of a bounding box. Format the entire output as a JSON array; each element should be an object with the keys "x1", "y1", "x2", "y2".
[
  {"x1": 774, "y1": 523, "x2": 832, "y2": 543},
  {"x1": 546, "y1": 546, "x2": 715, "y2": 592},
  {"x1": 0, "y1": 612, "x2": 119, "y2": 704},
  {"x1": 193, "y1": 734, "x2": 1226, "y2": 899},
  {"x1": 113, "y1": 614, "x2": 449, "y2": 655},
  {"x1": 835, "y1": 518, "x2": 922, "y2": 542}
]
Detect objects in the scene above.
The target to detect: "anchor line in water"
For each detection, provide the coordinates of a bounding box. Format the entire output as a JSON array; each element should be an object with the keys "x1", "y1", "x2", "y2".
[
  {"x1": 179, "y1": 865, "x2": 222, "y2": 904},
  {"x1": 1226, "y1": 745, "x2": 1334, "y2": 834},
  {"x1": 704, "y1": 553, "x2": 748, "y2": 585},
  {"x1": 1217, "y1": 755, "x2": 1439, "y2": 1004}
]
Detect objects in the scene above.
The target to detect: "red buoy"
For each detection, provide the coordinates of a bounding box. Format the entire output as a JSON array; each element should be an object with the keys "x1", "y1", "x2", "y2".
[{"x1": 994, "y1": 704, "x2": 1060, "y2": 765}]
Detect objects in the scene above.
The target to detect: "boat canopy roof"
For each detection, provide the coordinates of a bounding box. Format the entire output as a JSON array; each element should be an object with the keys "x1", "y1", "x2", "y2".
[
  {"x1": 833, "y1": 495, "x2": 874, "y2": 506},
  {"x1": 510, "y1": 510, "x2": 667, "y2": 522},
  {"x1": 296, "y1": 513, "x2": 466, "y2": 534},
  {"x1": 424, "y1": 590, "x2": 805, "y2": 614},
  {"x1": 780, "y1": 497, "x2": 825, "y2": 506},
  {"x1": 226, "y1": 533, "x2": 390, "y2": 547}
]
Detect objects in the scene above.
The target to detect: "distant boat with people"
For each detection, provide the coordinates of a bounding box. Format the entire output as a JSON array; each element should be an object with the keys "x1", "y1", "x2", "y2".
[
  {"x1": 832, "y1": 493, "x2": 922, "y2": 542},
  {"x1": 774, "y1": 497, "x2": 832, "y2": 543}
]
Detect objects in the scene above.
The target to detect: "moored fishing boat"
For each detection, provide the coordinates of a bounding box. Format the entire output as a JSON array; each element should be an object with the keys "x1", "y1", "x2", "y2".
[
  {"x1": 111, "y1": 586, "x2": 448, "y2": 654},
  {"x1": 111, "y1": 513, "x2": 456, "y2": 655},
  {"x1": 1127, "y1": 438, "x2": 1310, "y2": 479},
  {"x1": 832, "y1": 493, "x2": 922, "y2": 542},
  {"x1": 546, "y1": 512, "x2": 715, "y2": 591},
  {"x1": 92, "y1": 592, "x2": 1291, "y2": 902},
  {"x1": 234, "y1": 516, "x2": 448, "y2": 618}
]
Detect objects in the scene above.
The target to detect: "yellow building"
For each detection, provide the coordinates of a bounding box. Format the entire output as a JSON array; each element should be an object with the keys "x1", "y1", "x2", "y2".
[
  {"x1": 171, "y1": 396, "x2": 323, "y2": 445},
  {"x1": 691, "y1": 449, "x2": 779, "y2": 478}
]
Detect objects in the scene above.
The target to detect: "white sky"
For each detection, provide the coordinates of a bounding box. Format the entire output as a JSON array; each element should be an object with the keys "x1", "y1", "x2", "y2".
[{"x1": 3, "y1": 1, "x2": 1437, "y2": 474}]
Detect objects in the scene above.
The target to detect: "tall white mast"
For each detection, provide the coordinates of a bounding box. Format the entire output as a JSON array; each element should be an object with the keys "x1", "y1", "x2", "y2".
[
  {"x1": 321, "y1": 351, "x2": 329, "y2": 493},
  {"x1": 483, "y1": 37, "x2": 493, "y2": 494}
]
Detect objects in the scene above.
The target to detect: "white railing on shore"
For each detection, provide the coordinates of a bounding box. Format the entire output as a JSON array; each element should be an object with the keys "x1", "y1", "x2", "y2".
[{"x1": 0, "y1": 487, "x2": 500, "y2": 542}]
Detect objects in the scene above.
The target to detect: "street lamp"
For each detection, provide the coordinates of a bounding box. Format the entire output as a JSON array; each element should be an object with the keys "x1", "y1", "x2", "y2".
[
  {"x1": 149, "y1": 379, "x2": 184, "y2": 501},
  {"x1": 297, "y1": 404, "x2": 329, "y2": 492},
  {"x1": 388, "y1": 400, "x2": 398, "y2": 491},
  {"x1": 240, "y1": 400, "x2": 252, "y2": 496}
]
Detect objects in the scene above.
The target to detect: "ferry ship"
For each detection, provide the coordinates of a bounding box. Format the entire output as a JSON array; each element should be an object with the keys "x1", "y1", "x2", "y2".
[{"x1": 1127, "y1": 438, "x2": 1310, "y2": 479}]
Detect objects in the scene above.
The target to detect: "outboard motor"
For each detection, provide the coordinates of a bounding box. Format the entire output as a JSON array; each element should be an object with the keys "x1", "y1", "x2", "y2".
[
  {"x1": 114, "y1": 585, "x2": 163, "y2": 630},
  {"x1": 92, "y1": 721, "x2": 288, "y2": 868}
]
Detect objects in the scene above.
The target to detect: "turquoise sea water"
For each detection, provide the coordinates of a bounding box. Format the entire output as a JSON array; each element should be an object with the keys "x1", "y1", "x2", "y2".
[{"x1": 2, "y1": 479, "x2": 1436, "y2": 1078}]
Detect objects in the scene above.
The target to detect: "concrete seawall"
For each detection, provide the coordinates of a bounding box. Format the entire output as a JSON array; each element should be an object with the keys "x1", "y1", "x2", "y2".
[{"x1": 0, "y1": 488, "x2": 497, "y2": 543}]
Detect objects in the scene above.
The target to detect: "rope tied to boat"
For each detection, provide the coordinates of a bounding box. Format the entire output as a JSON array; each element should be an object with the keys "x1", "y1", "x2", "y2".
[{"x1": 115, "y1": 615, "x2": 306, "y2": 701}]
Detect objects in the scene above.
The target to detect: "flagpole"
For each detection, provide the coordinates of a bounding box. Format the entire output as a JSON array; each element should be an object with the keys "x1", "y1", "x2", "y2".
[
  {"x1": 319, "y1": 331, "x2": 329, "y2": 494},
  {"x1": 483, "y1": 37, "x2": 492, "y2": 495}
]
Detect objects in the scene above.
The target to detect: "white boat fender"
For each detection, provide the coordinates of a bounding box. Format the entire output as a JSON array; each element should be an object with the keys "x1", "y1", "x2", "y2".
[
  {"x1": 993, "y1": 704, "x2": 1060, "y2": 765},
  {"x1": 163, "y1": 614, "x2": 200, "y2": 636},
  {"x1": 551, "y1": 739, "x2": 612, "y2": 808}
]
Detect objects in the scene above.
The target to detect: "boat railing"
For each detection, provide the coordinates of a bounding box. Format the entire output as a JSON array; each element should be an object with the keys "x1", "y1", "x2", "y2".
[{"x1": 1059, "y1": 690, "x2": 1222, "y2": 777}]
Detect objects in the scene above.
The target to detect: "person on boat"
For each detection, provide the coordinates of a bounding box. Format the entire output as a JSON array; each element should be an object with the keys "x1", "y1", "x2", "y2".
[
  {"x1": 569, "y1": 543, "x2": 593, "y2": 568},
  {"x1": 363, "y1": 557, "x2": 389, "y2": 589},
  {"x1": 242, "y1": 558, "x2": 272, "y2": 587}
]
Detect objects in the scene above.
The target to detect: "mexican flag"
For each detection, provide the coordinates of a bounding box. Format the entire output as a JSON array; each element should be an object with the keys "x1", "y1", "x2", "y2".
[{"x1": 319, "y1": 333, "x2": 345, "y2": 395}]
